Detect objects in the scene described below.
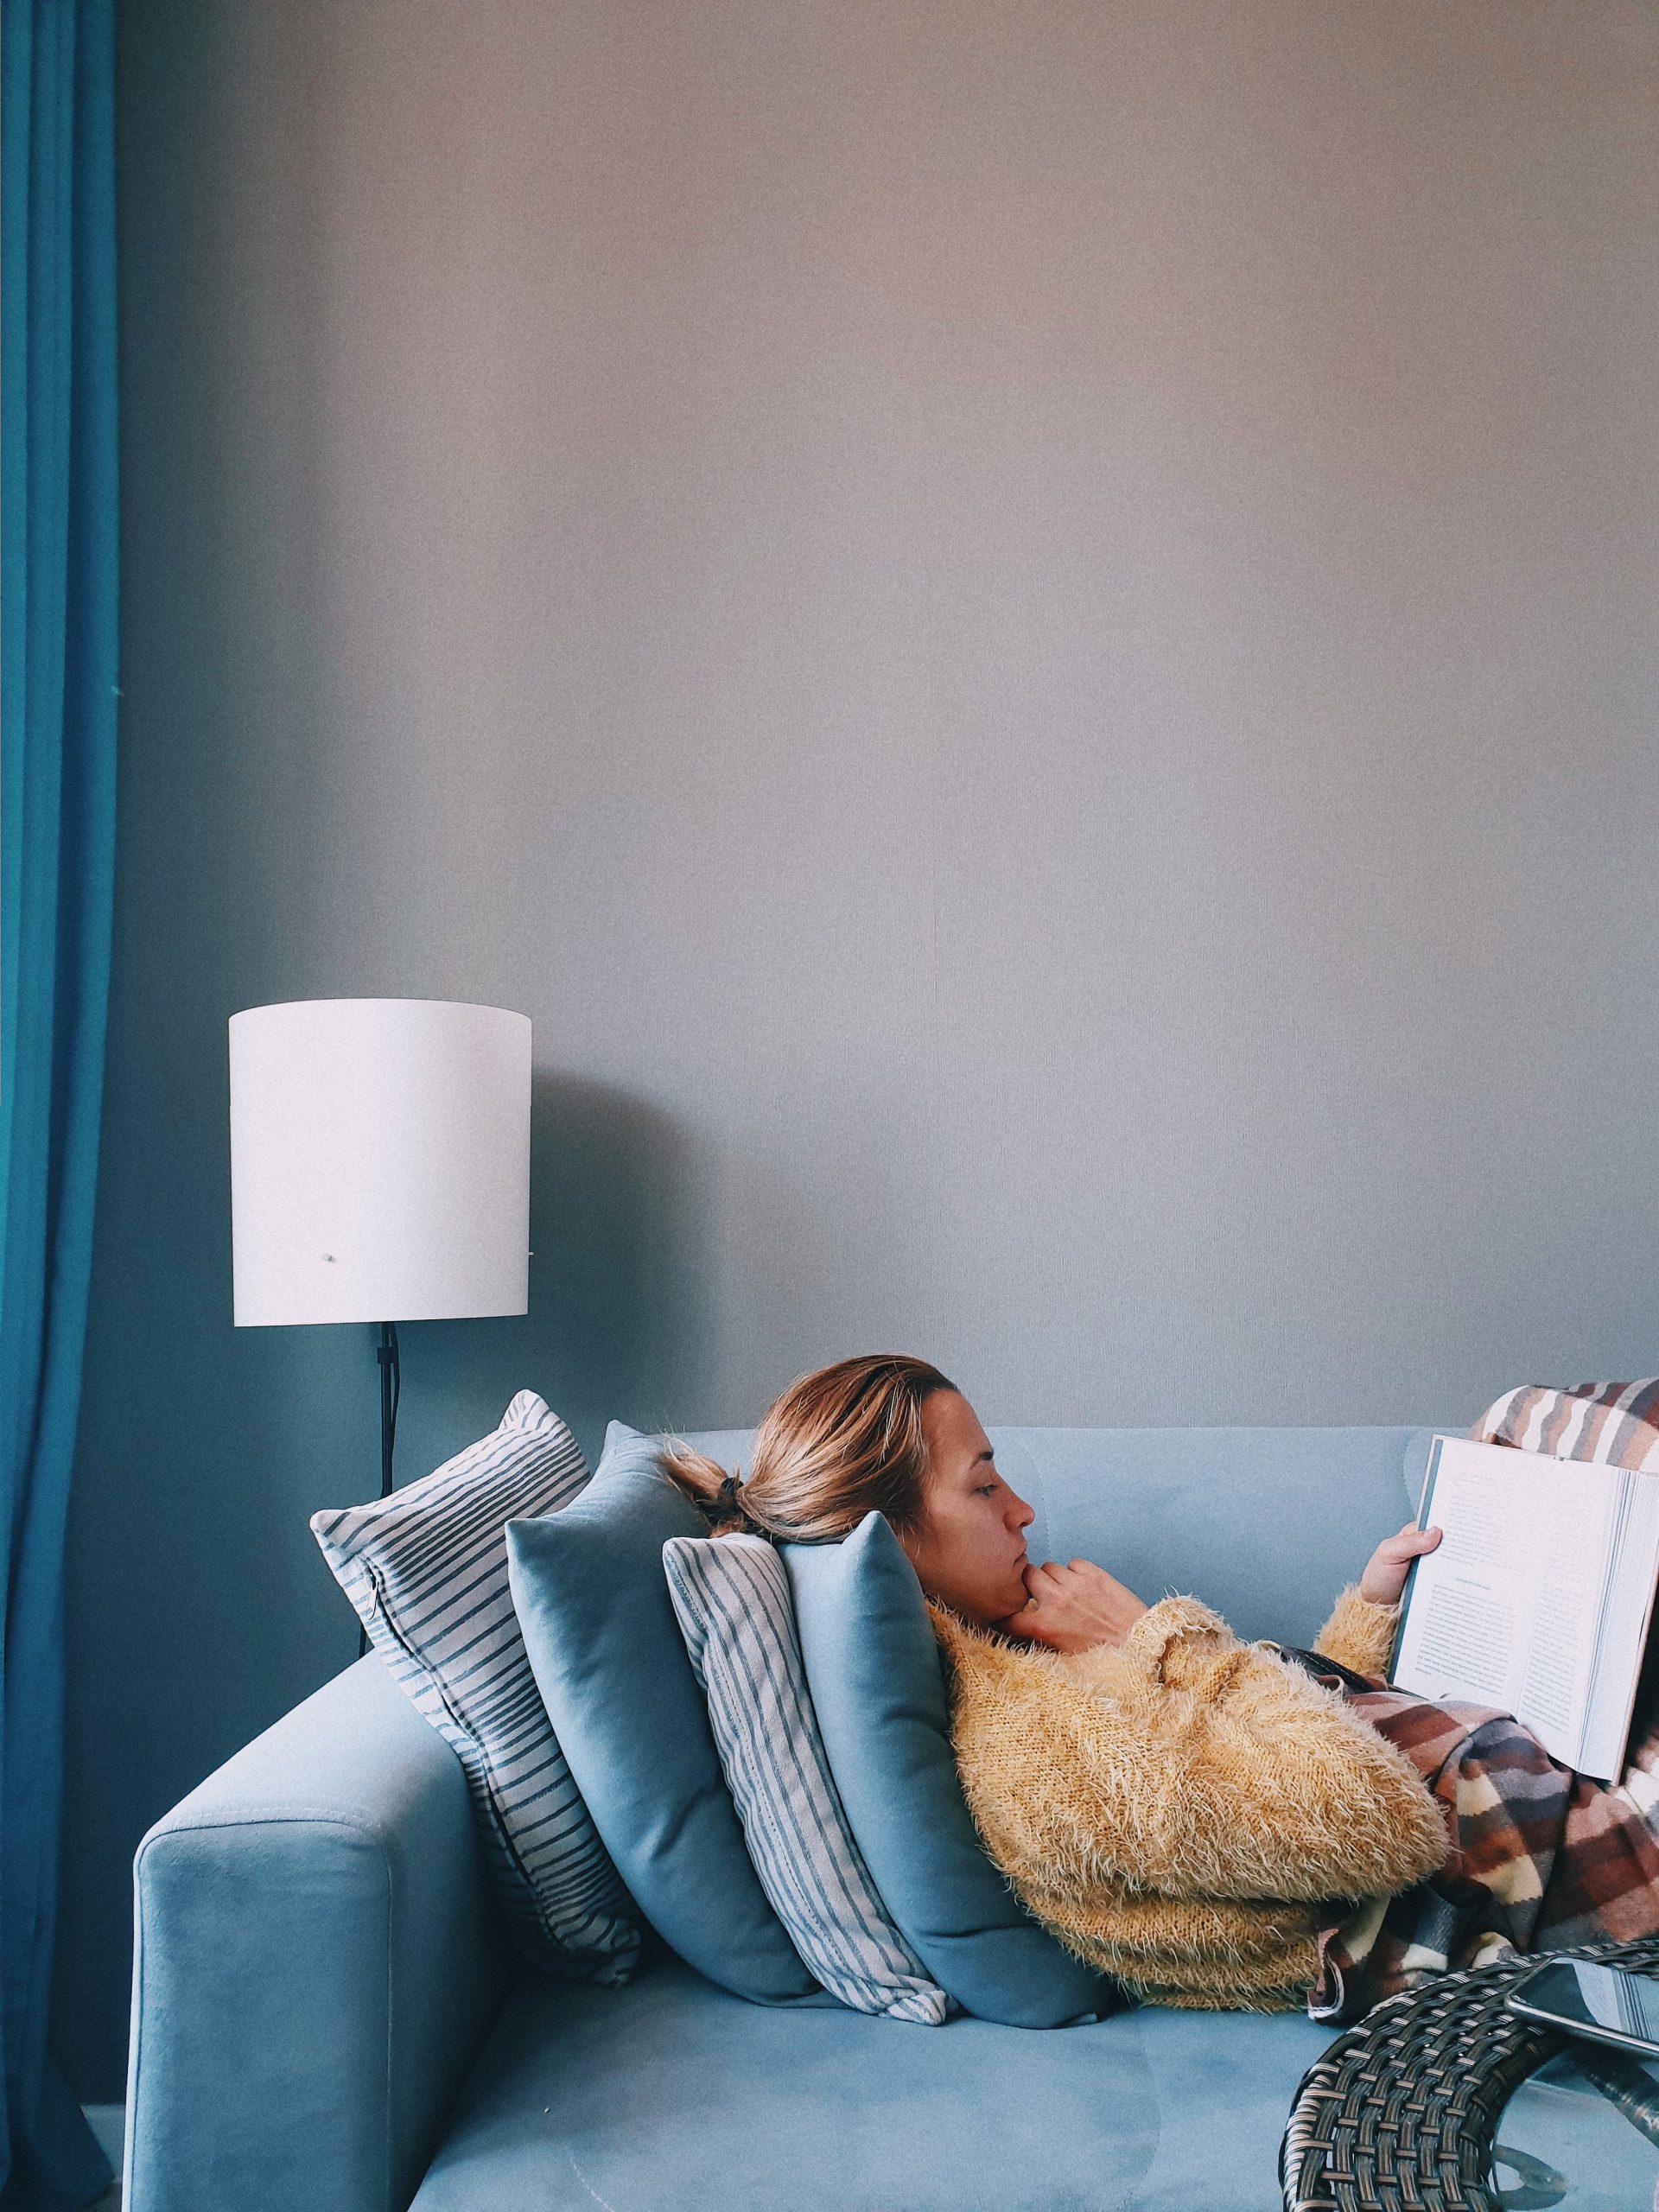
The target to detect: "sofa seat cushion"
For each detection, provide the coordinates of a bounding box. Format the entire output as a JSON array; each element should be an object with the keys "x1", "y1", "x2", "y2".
[{"x1": 410, "y1": 1956, "x2": 1337, "y2": 2212}]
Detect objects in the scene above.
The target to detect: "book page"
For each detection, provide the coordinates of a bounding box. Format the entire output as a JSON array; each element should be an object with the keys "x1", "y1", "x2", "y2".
[
  {"x1": 1397, "y1": 1495, "x2": 1513, "y2": 1707},
  {"x1": 1516, "y1": 1504, "x2": 1602, "y2": 1749},
  {"x1": 1392, "y1": 1437, "x2": 1616, "y2": 1767},
  {"x1": 1578, "y1": 1470, "x2": 1659, "y2": 1782}
]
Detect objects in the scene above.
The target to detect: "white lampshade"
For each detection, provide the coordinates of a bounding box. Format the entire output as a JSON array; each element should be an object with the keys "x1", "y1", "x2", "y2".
[{"x1": 229, "y1": 998, "x2": 531, "y2": 1326}]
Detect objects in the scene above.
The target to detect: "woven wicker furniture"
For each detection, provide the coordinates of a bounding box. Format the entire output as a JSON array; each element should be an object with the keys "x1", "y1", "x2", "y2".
[{"x1": 1281, "y1": 1936, "x2": 1659, "y2": 2211}]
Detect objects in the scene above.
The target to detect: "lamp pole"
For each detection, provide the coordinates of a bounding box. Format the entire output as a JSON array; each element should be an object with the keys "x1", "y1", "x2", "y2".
[
  {"x1": 364, "y1": 1321, "x2": 402, "y2": 1656},
  {"x1": 376, "y1": 1320, "x2": 400, "y2": 1499}
]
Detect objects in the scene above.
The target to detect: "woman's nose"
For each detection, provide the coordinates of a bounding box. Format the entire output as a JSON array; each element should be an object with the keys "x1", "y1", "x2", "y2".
[{"x1": 1007, "y1": 1491, "x2": 1034, "y2": 1530}]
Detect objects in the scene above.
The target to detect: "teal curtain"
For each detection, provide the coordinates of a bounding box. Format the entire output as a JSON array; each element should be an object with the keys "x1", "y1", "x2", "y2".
[{"x1": 1, "y1": 1, "x2": 120, "y2": 2204}]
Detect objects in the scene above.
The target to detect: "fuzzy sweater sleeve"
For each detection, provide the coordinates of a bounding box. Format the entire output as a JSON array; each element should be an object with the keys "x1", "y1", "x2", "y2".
[
  {"x1": 931, "y1": 1597, "x2": 1446, "y2": 1909},
  {"x1": 1312, "y1": 1586, "x2": 1401, "y2": 1682}
]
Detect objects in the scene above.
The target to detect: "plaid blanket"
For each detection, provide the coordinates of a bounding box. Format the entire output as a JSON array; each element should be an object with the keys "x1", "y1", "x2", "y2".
[{"x1": 1308, "y1": 1378, "x2": 1659, "y2": 2024}]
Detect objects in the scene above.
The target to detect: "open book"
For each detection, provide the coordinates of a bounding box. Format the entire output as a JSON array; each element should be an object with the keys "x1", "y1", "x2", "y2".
[{"x1": 1390, "y1": 1435, "x2": 1659, "y2": 1783}]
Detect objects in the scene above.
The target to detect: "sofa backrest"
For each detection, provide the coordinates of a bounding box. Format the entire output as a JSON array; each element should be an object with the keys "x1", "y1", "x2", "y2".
[{"x1": 673, "y1": 1422, "x2": 1444, "y2": 1650}]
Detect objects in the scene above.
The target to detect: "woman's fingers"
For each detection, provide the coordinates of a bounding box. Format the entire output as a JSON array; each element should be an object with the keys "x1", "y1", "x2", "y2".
[
  {"x1": 1358, "y1": 1522, "x2": 1444, "y2": 1604},
  {"x1": 1030, "y1": 1558, "x2": 1113, "y2": 1587},
  {"x1": 1000, "y1": 1583, "x2": 1067, "y2": 1648},
  {"x1": 1385, "y1": 1524, "x2": 1443, "y2": 1559},
  {"x1": 1009, "y1": 1557, "x2": 1149, "y2": 1653}
]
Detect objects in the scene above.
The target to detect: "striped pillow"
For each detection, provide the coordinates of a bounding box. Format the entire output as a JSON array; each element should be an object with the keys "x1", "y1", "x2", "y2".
[
  {"x1": 311, "y1": 1390, "x2": 639, "y2": 1983},
  {"x1": 663, "y1": 1532, "x2": 950, "y2": 2024}
]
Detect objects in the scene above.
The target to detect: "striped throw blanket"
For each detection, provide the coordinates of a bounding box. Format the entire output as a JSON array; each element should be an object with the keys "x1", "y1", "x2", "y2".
[
  {"x1": 1480, "y1": 1377, "x2": 1659, "y2": 1473},
  {"x1": 1309, "y1": 1378, "x2": 1659, "y2": 2023}
]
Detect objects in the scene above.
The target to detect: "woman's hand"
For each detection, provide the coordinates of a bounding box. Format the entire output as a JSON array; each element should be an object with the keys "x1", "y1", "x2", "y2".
[
  {"x1": 1359, "y1": 1522, "x2": 1442, "y2": 1606},
  {"x1": 995, "y1": 1558, "x2": 1150, "y2": 1655}
]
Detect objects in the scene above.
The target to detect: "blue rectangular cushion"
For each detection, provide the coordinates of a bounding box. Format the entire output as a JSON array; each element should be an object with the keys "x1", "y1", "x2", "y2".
[
  {"x1": 506, "y1": 1421, "x2": 822, "y2": 2005},
  {"x1": 785, "y1": 1512, "x2": 1114, "y2": 2028}
]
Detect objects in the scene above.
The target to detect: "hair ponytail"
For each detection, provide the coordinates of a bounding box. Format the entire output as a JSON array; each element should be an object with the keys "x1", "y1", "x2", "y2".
[
  {"x1": 658, "y1": 1353, "x2": 957, "y2": 1545},
  {"x1": 658, "y1": 1445, "x2": 762, "y2": 1535}
]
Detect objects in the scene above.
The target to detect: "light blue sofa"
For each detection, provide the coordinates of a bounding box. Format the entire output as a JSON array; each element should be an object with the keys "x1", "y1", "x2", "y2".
[{"x1": 124, "y1": 1421, "x2": 1446, "y2": 2211}]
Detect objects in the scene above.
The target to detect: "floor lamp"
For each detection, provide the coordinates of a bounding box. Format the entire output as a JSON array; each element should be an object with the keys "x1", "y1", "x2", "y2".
[{"x1": 229, "y1": 997, "x2": 531, "y2": 1646}]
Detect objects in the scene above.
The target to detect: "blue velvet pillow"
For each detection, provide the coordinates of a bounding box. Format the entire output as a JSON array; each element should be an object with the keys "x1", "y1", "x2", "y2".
[
  {"x1": 785, "y1": 1512, "x2": 1114, "y2": 2028},
  {"x1": 506, "y1": 1421, "x2": 821, "y2": 2005}
]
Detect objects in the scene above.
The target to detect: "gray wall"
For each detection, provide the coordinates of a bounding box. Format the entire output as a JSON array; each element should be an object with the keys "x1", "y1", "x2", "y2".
[{"x1": 60, "y1": 0, "x2": 1659, "y2": 2096}]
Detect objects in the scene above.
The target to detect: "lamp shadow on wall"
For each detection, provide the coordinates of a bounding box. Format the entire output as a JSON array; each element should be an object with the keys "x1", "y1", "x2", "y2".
[{"x1": 523, "y1": 1069, "x2": 709, "y2": 1454}]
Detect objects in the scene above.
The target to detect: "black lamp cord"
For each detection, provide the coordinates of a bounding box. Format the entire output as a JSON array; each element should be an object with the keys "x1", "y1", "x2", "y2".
[{"x1": 359, "y1": 1321, "x2": 401, "y2": 1657}]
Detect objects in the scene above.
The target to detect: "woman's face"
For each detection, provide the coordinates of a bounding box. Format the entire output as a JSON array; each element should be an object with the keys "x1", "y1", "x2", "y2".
[{"x1": 901, "y1": 1391, "x2": 1035, "y2": 1625}]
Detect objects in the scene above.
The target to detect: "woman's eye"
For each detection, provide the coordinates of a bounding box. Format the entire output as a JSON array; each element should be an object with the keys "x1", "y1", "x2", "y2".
[{"x1": 977, "y1": 1483, "x2": 997, "y2": 1497}]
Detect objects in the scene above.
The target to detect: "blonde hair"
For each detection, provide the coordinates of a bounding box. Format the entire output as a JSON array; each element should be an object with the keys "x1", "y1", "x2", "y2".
[{"x1": 658, "y1": 1353, "x2": 957, "y2": 1543}]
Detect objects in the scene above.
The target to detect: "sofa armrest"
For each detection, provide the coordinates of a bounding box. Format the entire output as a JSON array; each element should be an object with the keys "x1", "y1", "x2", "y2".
[{"x1": 125, "y1": 1656, "x2": 512, "y2": 2212}]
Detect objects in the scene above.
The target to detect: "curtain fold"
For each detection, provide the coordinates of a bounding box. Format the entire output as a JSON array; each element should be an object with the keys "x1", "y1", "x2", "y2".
[{"x1": 1, "y1": 1, "x2": 120, "y2": 2204}]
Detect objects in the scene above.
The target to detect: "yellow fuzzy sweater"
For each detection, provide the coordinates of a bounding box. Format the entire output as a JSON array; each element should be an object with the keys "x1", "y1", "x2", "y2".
[{"x1": 929, "y1": 1588, "x2": 1449, "y2": 2009}]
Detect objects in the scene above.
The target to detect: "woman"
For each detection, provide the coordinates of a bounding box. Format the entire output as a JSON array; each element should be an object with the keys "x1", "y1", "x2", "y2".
[{"x1": 664, "y1": 1353, "x2": 1659, "y2": 2018}]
